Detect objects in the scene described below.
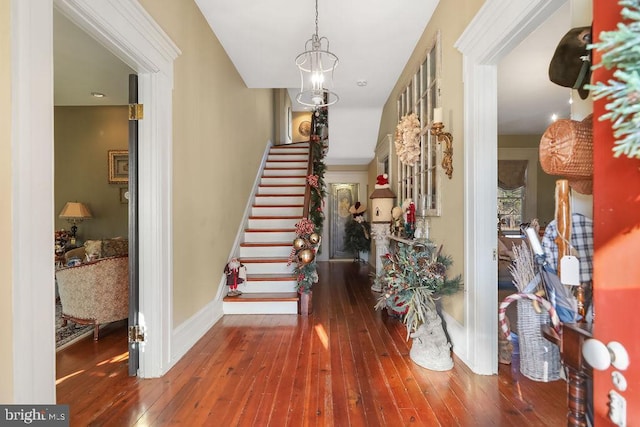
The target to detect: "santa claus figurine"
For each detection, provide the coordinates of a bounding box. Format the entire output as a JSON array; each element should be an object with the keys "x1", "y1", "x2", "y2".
[{"x1": 224, "y1": 257, "x2": 247, "y2": 296}]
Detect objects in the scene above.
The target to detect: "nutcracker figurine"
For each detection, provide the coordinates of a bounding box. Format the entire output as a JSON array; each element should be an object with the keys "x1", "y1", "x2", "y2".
[{"x1": 224, "y1": 257, "x2": 247, "y2": 296}]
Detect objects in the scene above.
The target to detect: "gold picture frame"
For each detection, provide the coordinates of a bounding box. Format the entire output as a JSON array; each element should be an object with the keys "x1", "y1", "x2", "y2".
[{"x1": 108, "y1": 150, "x2": 128, "y2": 184}]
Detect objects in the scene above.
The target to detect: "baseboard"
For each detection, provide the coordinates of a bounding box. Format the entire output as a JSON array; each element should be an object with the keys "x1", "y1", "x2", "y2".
[
  {"x1": 441, "y1": 310, "x2": 470, "y2": 369},
  {"x1": 171, "y1": 297, "x2": 224, "y2": 366}
]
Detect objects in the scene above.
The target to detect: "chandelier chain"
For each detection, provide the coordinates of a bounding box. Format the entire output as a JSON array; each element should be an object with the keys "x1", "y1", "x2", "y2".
[{"x1": 314, "y1": 0, "x2": 319, "y2": 37}]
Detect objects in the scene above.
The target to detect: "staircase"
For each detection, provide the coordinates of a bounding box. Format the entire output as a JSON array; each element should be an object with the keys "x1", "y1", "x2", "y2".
[{"x1": 222, "y1": 143, "x2": 310, "y2": 314}]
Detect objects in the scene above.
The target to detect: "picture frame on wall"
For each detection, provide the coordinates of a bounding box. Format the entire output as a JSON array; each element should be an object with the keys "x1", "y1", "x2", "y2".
[{"x1": 108, "y1": 150, "x2": 129, "y2": 184}]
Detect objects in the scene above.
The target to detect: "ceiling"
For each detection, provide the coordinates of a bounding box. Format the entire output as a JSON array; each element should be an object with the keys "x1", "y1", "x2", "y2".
[{"x1": 54, "y1": 1, "x2": 575, "y2": 164}]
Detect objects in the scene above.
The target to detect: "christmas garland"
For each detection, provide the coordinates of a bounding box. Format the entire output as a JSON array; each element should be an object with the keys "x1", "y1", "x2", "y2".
[
  {"x1": 394, "y1": 113, "x2": 422, "y2": 166},
  {"x1": 588, "y1": 0, "x2": 640, "y2": 159}
]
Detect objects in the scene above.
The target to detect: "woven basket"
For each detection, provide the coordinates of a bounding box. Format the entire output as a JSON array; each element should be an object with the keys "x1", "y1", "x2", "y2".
[
  {"x1": 539, "y1": 114, "x2": 593, "y2": 179},
  {"x1": 499, "y1": 293, "x2": 562, "y2": 382}
]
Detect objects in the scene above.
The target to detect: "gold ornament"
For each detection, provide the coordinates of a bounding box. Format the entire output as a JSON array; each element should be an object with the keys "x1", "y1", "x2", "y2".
[
  {"x1": 308, "y1": 233, "x2": 320, "y2": 244},
  {"x1": 298, "y1": 248, "x2": 315, "y2": 265},
  {"x1": 293, "y1": 238, "x2": 307, "y2": 250}
]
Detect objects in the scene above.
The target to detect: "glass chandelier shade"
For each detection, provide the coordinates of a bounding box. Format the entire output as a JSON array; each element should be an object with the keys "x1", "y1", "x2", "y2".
[{"x1": 295, "y1": 0, "x2": 338, "y2": 107}]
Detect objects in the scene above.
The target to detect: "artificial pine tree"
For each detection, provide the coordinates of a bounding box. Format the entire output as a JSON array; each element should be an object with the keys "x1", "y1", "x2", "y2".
[
  {"x1": 588, "y1": 0, "x2": 640, "y2": 158},
  {"x1": 343, "y1": 202, "x2": 371, "y2": 262}
]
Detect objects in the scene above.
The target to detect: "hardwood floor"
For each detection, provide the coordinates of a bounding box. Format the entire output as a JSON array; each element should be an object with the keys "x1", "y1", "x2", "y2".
[{"x1": 57, "y1": 261, "x2": 567, "y2": 426}]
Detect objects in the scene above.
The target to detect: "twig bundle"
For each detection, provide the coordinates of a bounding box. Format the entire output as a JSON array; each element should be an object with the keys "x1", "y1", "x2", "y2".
[{"x1": 508, "y1": 242, "x2": 536, "y2": 292}]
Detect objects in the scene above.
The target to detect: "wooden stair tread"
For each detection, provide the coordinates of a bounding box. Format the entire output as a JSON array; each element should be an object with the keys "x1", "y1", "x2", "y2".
[
  {"x1": 245, "y1": 228, "x2": 295, "y2": 232},
  {"x1": 261, "y1": 175, "x2": 307, "y2": 178},
  {"x1": 248, "y1": 215, "x2": 302, "y2": 219},
  {"x1": 246, "y1": 274, "x2": 297, "y2": 281},
  {"x1": 239, "y1": 257, "x2": 290, "y2": 263},
  {"x1": 223, "y1": 292, "x2": 298, "y2": 302},
  {"x1": 253, "y1": 204, "x2": 304, "y2": 208},
  {"x1": 259, "y1": 184, "x2": 305, "y2": 187},
  {"x1": 255, "y1": 195, "x2": 304, "y2": 198}
]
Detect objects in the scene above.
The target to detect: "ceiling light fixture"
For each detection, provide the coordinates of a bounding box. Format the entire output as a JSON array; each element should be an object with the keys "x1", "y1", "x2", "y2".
[
  {"x1": 295, "y1": 0, "x2": 338, "y2": 108},
  {"x1": 91, "y1": 92, "x2": 106, "y2": 98}
]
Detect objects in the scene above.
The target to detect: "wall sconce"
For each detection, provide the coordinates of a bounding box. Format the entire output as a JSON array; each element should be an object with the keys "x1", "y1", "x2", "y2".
[{"x1": 430, "y1": 107, "x2": 454, "y2": 179}]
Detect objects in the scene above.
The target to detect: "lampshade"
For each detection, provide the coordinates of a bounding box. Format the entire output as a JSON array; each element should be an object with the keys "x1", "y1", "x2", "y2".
[
  {"x1": 59, "y1": 202, "x2": 92, "y2": 221},
  {"x1": 295, "y1": 0, "x2": 338, "y2": 108}
]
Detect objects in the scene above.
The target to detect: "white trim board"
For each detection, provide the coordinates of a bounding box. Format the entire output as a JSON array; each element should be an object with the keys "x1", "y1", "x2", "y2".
[
  {"x1": 453, "y1": 0, "x2": 566, "y2": 375},
  {"x1": 12, "y1": 0, "x2": 180, "y2": 401}
]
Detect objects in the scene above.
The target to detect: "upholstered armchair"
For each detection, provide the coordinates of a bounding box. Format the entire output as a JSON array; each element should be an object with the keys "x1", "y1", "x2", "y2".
[{"x1": 55, "y1": 255, "x2": 129, "y2": 340}]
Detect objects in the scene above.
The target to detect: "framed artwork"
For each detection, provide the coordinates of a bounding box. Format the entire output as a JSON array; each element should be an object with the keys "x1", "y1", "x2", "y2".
[
  {"x1": 119, "y1": 187, "x2": 129, "y2": 204},
  {"x1": 108, "y1": 150, "x2": 128, "y2": 184}
]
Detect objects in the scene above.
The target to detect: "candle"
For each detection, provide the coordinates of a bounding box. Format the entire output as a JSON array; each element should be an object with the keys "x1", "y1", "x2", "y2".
[
  {"x1": 433, "y1": 107, "x2": 443, "y2": 124},
  {"x1": 525, "y1": 227, "x2": 544, "y2": 256}
]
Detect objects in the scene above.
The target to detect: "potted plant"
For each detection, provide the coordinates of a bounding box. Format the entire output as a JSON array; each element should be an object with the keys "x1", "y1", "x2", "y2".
[{"x1": 374, "y1": 241, "x2": 461, "y2": 370}]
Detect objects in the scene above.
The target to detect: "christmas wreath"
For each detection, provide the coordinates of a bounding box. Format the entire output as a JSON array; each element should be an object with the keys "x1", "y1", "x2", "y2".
[{"x1": 395, "y1": 113, "x2": 422, "y2": 166}]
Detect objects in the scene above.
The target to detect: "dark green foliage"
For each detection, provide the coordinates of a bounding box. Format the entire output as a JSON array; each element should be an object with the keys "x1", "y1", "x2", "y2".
[{"x1": 344, "y1": 218, "x2": 371, "y2": 256}]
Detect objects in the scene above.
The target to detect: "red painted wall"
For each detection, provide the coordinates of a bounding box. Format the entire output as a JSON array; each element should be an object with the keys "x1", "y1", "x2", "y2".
[{"x1": 593, "y1": 1, "x2": 640, "y2": 424}]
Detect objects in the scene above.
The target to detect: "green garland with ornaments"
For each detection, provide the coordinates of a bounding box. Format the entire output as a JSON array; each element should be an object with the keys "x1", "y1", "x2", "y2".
[
  {"x1": 288, "y1": 111, "x2": 328, "y2": 295},
  {"x1": 588, "y1": 0, "x2": 640, "y2": 158}
]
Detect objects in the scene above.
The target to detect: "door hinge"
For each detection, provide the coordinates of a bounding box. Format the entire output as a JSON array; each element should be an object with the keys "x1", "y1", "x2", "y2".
[
  {"x1": 128, "y1": 325, "x2": 145, "y2": 343},
  {"x1": 129, "y1": 103, "x2": 144, "y2": 120}
]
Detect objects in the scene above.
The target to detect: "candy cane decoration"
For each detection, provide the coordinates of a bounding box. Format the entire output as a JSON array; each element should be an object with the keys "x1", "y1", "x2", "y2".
[{"x1": 499, "y1": 293, "x2": 561, "y2": 340}]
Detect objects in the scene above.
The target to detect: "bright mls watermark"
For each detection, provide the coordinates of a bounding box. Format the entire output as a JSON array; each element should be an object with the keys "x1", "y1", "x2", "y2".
[{"x1": 0, "y1": 405, "x2": 68, "y2": 426}]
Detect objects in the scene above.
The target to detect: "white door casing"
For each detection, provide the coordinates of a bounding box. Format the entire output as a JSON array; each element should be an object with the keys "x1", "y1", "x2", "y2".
[
  {"x1": 12, "y1": 0, "x2": 179, "y2": 402},
  {"x1": 454, "y1": 0, "x2": 566, "y2": 375}
]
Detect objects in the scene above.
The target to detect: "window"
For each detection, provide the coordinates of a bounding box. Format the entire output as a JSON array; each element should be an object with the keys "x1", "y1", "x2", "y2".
[
  {"x1": 396, "y1": 32, "x2": 441, "y2": 216},
  {"x1": 498, "y1": 186, "x2": 525, "y2": 232}
]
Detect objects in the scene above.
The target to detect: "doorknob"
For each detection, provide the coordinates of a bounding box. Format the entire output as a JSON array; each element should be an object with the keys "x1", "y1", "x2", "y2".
[{"x1": 582, "y1": 339, "x2": 630, "y2": 371}]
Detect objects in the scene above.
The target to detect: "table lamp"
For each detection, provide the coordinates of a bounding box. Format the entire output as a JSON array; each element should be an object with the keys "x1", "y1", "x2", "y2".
[{"x1": 59, "y1": 201, "x2": 92, "y2": 245}]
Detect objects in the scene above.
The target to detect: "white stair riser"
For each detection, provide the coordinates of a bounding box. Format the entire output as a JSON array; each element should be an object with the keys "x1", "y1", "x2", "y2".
[
  {"x1": 252, "y1": 206, "x2": 302, "y2": 217},
  {"x1": 267, "y1": 155, "x2": 308, "y2": 162},
  {"x1": 266, "y1": 161, "x2": 308, "y2": 169},
  {"x1": 258, "y1": 186, "x2": 305, "y2": 195},
  {"x1": 223, "y1": 301, "x2": 298, "y2": 315},
  {"x1": 240, "y1": 245, "x2": 292, "y2": 258},
  {"x1": 270, "y1": 148, "x2": 308, "y2": 155},
  {"x1": 254, "y1": 196, "x2": 304, "y2": 206},
  {"x1": 244, "y1": 230, "x2": 296, "y2": 242},
  {"x1": 248, "y1": 218, "x2": 300, "y2": 229},
  {"x1": 239, "y1": 280, "x2": 297, "y2": 293},
  {"x1": 263, "y1": 168, "x2": 307, "y2": 177},
  {"x1": 241, "y1": 262, "x2": 294, "y2": 275},
  {"x1": 260, "y1": 177, "x2": 306, "y2": 185}
]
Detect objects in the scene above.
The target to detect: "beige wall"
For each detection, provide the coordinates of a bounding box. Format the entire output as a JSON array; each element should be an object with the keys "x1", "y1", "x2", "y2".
[
  {"x1": 372, "y1": 0, "x2": 484, "y2": 323},
  {"x1": 139, "y1": 0, "x2": 274, "y2": 326},
  {"x1": 0, "y1": 0, "x2": 14, "y2": 403},
  {"x1": 498, "y1": 134, "x2": 557, "y2": 225},
  {"x1": 54, "y1": 106, "x2": 129, "y2": 241}
]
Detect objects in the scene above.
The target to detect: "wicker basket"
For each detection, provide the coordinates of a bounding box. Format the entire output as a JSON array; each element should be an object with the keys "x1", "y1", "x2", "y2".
[
  {"x1": 539, "y1": 114, "x2": 593, "y2": 179},
  {"x1": 499, "y1": 293, "x2": 562, "y2": 382}
]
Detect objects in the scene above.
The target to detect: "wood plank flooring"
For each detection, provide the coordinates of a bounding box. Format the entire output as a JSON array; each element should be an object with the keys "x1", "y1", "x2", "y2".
[{"x1": 57, "y1": 261, "x2": 568, "y2": 426}]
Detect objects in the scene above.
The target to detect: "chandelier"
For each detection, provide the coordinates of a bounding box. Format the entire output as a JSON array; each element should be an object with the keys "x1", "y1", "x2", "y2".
[{"x1": 295, "y1": 0, "x2": 339, "y2": 107}]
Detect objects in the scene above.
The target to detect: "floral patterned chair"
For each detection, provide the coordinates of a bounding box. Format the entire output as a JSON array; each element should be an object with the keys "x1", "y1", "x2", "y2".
[{"x1": 55, "y1": 255, "x2": 129, "y2": 340}]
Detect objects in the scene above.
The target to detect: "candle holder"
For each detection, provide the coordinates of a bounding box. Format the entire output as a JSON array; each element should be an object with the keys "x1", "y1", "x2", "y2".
[{"x1": 430, "y1": 122, "x2": 454, "y2": 179}]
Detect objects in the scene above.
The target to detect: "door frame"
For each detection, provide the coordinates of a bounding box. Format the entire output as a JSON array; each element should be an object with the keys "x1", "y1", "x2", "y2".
[
  {"x1": 454, "y1": 0, "x2": 567, "y2": 375},
  {"x1": 11, "y1": 0, "x2": 179, "y2": 401}
]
